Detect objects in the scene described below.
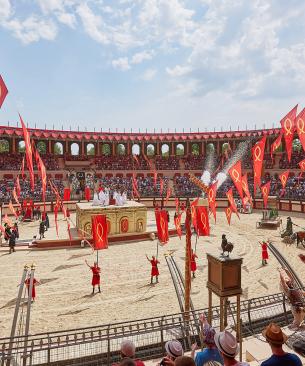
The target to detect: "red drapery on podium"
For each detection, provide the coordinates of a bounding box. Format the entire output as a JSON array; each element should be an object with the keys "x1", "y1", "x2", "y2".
[
  {"x1": 92, "y1": 215, "x2": 108, "y2": 250},
  {"x1": 63, "y1": 188, "x2": 71, "y2": 201}
]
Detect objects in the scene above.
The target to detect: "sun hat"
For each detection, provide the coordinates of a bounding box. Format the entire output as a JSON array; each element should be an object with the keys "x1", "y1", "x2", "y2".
[
  {"x1": 262, "y1": 323, "x2": 287, "y2": 346},
  {"x1": 214, "y1": 330, "x2": 239, "y2": 358},
  {"x1": 165, "y1": 340, "x2": 184, "y2": 358}
]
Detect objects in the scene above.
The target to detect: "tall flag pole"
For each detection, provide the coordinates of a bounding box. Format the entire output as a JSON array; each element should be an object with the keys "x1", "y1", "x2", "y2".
[
  {"x1": 19, "y1": 114, "x2": 35, "y2": 190},
  {"x1": 280, "y1": 105, "x2": 298, "y2": 162},
  {"x1": 184, "y1": 199, "x2": 192, "y2": 317}
]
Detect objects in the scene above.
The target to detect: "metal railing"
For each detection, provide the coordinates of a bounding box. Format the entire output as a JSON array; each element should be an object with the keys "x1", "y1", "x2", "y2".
[{"x1": 0, "y1": 289, "x2": 300, "y2": 366}]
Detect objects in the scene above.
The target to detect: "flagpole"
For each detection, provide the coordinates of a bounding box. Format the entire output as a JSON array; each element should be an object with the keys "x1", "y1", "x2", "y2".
[
  {"x1": 156, "y1": 240, "x2": 159, "y2": 259},
  {"x1": 96, "y1": 250, "x2": 99, "y2": 266},
  {"x1": 184, "y1": 198, "x2": 192, "y2": 317}
]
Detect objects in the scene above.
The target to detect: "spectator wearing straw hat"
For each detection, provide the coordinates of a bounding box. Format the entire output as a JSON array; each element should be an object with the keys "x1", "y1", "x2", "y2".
[
  {"x1": 190, "y1": 313, "x2": 223, "y2": 366},
  {"x1": 214, "y1": 330, "x2": 249, "y2": 366},
  {"x1": 157, "y1": 340, "x2": 184, "y2": 366},
  {"x1": 261, "y1": 323, "x2": 302, "y2": 366}
]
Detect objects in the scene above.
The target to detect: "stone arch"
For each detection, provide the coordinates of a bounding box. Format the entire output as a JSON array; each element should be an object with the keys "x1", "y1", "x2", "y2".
[
  {"x1": 54, "y1": 142, "x2": 63, "y2": 155},
  {"x1": 18, "y1": 140, "x2": 25, "y2": 153},
  {"x1": 293, "y1": 138, "x2": 302, "y2": 152},
  {"x1": 206, "y1": 143, "x2": 215, "y2": 154},
  {"x1": 37, "y1": 141, "x2": 47, "y2": 154},
  {"x1": 86, "y1": 143, "x2": 95, "y2": 156},
  {"x1": 191, "y1": 143, "x2": 199, "y2": 155},
  {"x1": 71, "y1": 142, "x2": 80, "y2": 156},
  {"x1": 117, "y1": 143, "x2": 126, "y2": 155},
  {"x1": 102, "y1": 143, "x2": 111, "y2": 156},
  {"x1": 176, "y1": 143, "x2": 184, "y2": 156},
  {"x1": 161, "y1": 144, "x2": 169, "y2": 157},
  {"x1": 0, "y1": 139, "x2": 10, "y2": 153},
  {"x1": 132, "y1": 144, "x2": 140, "y2": 155},
  {"x1": 147, "y1": 144, "x2": 155, "y2": 156},
  {"x1": 222, "y1": 142, "x2": 230, "y2": 154}
]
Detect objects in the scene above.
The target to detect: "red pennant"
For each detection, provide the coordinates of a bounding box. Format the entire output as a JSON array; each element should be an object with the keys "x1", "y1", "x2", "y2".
[
  {"x1": 132, "y1": 175, "x2": 140, "y2": 198},
  {"x1": 191, "y1": 197, "x2": 199, "y2": 231},
  {"x1": 226, "y1": 187, "x2": 238, "y2": 213},
  {"x1": 36, "y1": 151, "x2": 47, "y2": 205},
  {"x1": 12, "y1": 188, "x2": 20, "y2": 206},
  {"x1": 261, "y1": 181, "x2": 271, "y2": 209},
  {"x1": 296, "y1": 108, "x2": 305, "y2": 151},
  {"x1": 228, "y1": 160, "x2": 243, "y2": 199},
  {"x1": 252, "y1": 136, "x2": 266, "y2": 194},
  {"x1": 281, "y1": 105, "x2": 298, "y2": 162},
  {"x1": 196, "y1": 206, "x2": 210, "y2": 236},
  {"x1": 92, "y1": 215, "x2": 108, "y2": 250},
  {"x1": 270, "y1": 134, "x2": 282, "y2": 158},
  {"x1": 174, "y1": 213, "x2": 182, "y2": 239},
  {"x1": 225, "y1": 206, "x2": 232, "y2": 225},
  {"x1": 3, "y1": 214, "x2": 13, "y2": 227},
  {"x1": 241, "y1": 173, "x2": 251, "y2": 200},
  {"x1": 153, "y1": 171, "x2": 157, "y2": 188},
  {"x1": 19, "y1": 114, "x2": 35, "y2": 190},
  {"x1": 85, "y1": 187, "x2": 91, "y2": 201},
  {"x1": 279, "y1": 170, "x2": 289, "y2": 189},
  {"x1": 0, "y1": 225, "x2": 5, "y2": 234},
  {"x1": 155, "y1": 209, "x2": 169, "y2": 244},
  {"x1": 21, "y1": 157, "x2": 25, "y2": 179},
  {"x1": 133, "y1": 154, "x2": 139, "y2": 166},
  {"x1": 0, "y1": 75, "x2": 8, "y2": 108},
  {"x1": 165, "y1": 186, "x2": 171, "y2": 205},
  {"x1": 8, "y1": 201, "x2": 18, "y2": 219},
  {"x1": 63, "y1": 187, "x2": 71, "y2": 201},
  {"x1": 54, "y1": 204, "x2": 59, "y2": 237},
  {"x1": 175, "y1": 198, "x2": 179, "y2": 213},
  {"x1": 159, "y1": 179, "x2": 164, "y2": 196},
  {"x1": 208, "y1": 182, "x2": 217, "y2": 222},
  {"x1": 16, "y1": 176, "x2": 21, "y2": 197},
  {"x1": 299, "y1": 159, "x2": 305, "y2": 171}
]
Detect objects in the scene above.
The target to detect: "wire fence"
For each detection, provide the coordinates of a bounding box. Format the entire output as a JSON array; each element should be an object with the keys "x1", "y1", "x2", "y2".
[{"x1": 0, "y1": 289, "x2": 301, "y2": 366}]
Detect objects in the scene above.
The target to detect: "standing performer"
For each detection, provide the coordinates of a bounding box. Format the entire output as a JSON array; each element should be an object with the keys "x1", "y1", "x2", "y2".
[
  {"x1": 8, "y1": 231, "x2": 16, "y2": 254},
  {"x1": 281, "y1": 216, "x2": 293, "y2": 238},
  {"x1": 190, "y1": 249, "x2": 198, "y2": 278},
  {"x1": 85, "y1": 260, "x2": 101, "y2": 294},
  {"x1": 146, "y1": 255, "x2": 160, "y2": 284},
  {"x1": 260, "y1": 241, "x2": 269, "y2": 266},
  {"x1": 25, "y1": 274, "x2": 40, "y2": 302}
]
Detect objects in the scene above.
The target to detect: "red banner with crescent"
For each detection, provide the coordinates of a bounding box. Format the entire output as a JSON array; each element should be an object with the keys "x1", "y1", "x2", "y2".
[
  {"x1": 196, "y1": 206, "x2": 210, "y2": 236},
  {"x1": 279, "y1": 170, "x2": 289, "y2": 189},
  {"x1": 241, "y1": 173, "x2": 252, "y2": 206},
  {"x1": 226, "y1": 187, "x2": 237, "y2": 213},
  {"x1": 16, "y1": 176, "x2": 21, "y2": 197},
  {"x1": 85, "y1": 187, "x2": 91, "y2": 201},
  {"x1": 270, "y1": 134, "x2": 282, "y2": 158},
  {"x1": 9, "y1": 201, "x2": 18, "y2": 219},
  {"x1": 281, "y1": 105, "x2": 298, "y2": 162},
  {"x1": 208, "y1": 182, "x2": 217, "y2": 222},
  {"x1": 174, "y1": 213, "x2": 182, "y2": 239},
  {"x1": 63, "y1": 187, "x2": 71, "y2": 201},
  {"x1": 296, "y1": 107, "x2": 305, "y2": 152},
  {"x1": 92, "y1": 214, "x2": 108, "y2": 250},
  {"x1": 299, "y1": 158, "x2": 305, "y2": 171},
  {"x1": 155, "y1": 209, "x2": 169, "y2": 244},
  {"x1": 20, "y1": 114, "x2": 35, "y2": 190},
  {"x1": 261, "y1": 181, "x2": 271, "y2": 209},
  {"x1": 252, "y1": 136, "x2": 266, "y2": 195},
  {"x1": 0, "y1": 74, "x2": 8, "y2": 109},
  {"x1": 191, "y1": 197, "x2": 199, "y2": 231},
  {"x1": 228, "y1": 160, "x2": 243, "y2": 199},
  {"x1": 225, "y1": 206, "x2": 232, "y2": 225}
]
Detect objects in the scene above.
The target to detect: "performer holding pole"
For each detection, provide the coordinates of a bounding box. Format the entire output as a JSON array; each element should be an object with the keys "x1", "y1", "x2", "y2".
[
  {"x1": 85, "y1": 260, "x2": 101, "y2": 294},
  {"x1": 146, "y1": 255, "x2": 160, "y2": 284},
  {"x1": 24, "y1": 273, "x2": 40, "y2": 302},
  {"x1": 260, "y1": 241, "x2": 269, "y2": 266},
  {"x1": 190, "y1": 249, "x2": 198, "y2": 278}
]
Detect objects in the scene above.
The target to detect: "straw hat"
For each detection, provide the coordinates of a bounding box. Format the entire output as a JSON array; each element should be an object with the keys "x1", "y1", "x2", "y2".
[
  {"x1": 262, "y1": 323, "x2": 287, "y2": 346},
  {"x1": 165, "y1": 340, "x2": 184, "y2": 358},
  {"x1": 214, "y1": 330, "x2": 239, "y2": 358}
]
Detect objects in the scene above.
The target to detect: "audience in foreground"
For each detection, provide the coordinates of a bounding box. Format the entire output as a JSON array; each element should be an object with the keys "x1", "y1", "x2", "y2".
[
  {"x1": 113, "y1": 340, "x2": 145, "y2": 366},
  {"x1": 261, "y1": 323, "x2": 302, "y2": 366}
]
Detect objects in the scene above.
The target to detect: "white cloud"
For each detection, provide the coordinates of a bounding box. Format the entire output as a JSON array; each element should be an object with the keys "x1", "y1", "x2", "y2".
[
  {"x1": 0, "y1": 0, "x2": 11, "y2": 20},
  {"x1": 141, "y1": 68, "x2": 157, "y2": 81},
  {"x1": 131, "y1": 50, "x2": 154, "y2": 64},
  {"x1": 112, "y1": 57, "x2": 130, "y2": 71},
  {"x1": 166, "y1": 65, "x2": 191, "y2": 77},
  {"x1": 57, "y1": 12, "x2": 76, "y2": 28}
]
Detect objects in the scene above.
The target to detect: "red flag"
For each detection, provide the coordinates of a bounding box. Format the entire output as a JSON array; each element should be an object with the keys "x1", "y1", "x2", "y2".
[
  {"x1": 296, "y1": 108, "x2": 305, "y2": 152},
  {"x1": 270, "y1": 134, "x2": 282, "y2": 158},
  {"x1": 0, "y1": 225, "x2": 5, "y2": 234},
  {"x1": 252, "y1": 136, "x2": 266, "y2": 194},
  {"x1": 155, "y1": 209, "x2": 169, "y2": 244},
  {"x1": 63, "y1": 187, "x2": 71, "y2": 201},
  {"x1": 21, "y1": 157, "x2": 25, "y2": 179},
  {"x1": 241, "y1": 173, "x2": 252, "y2": 206},
  {"x1": 132, "y1": 175, "x2": 140, "y2": 198},
  {"x1": 85, "y1": 187, "x2": 91, "y2": 201},
  {"x1": 299, "y1": 159, "x2": 305, "y2": 171},
  {"x1": 261, "y1": 181, "x2": 271, "y2": 209},
  {"x1": 0, "y1": 74, "x2": 8, "y2": 108},
  {"x1": 8, "y1": 201, "x2": 18, "y2": 219},
  {"x1": 175, "y1": 198, "x2": 179, "y2": 213},
  {"x1": 226, "y1": 187, "x2": 237, "y2": 213},
  {"x1": 12, "y1": 188, "x2": 20, "y2": 206},
  {"x1": 196, "y1": 206, "x2": 210, "y2": 236},
  {"x1": 165, "y1": 186, "x2": 171, "y2": 205},
  {"x1": 174, "y1": 213, "x2": 182, "y2": 239},
  {"x1": 143, "y1": 154, "x2": 153, "y2": 169},
  {"x1": 3, "y1": 214, "x2": 13, "y2": 227},
  {"x1": 153, "y1": 171, "x2": 157, "y2": 188},
  {"x1": 159, "y1": 179, "x2": 164, "y2": 196},
  {"x1": 20, "y1": 114, "x2": 35, "y2": 190},
  {"x1": 281, "y1": 105, "x2": 298, "y2": 162},
  {"x1": 133, "y1": 154, "x2": 139, "y2": 166},
  {"x1": 16, "y1": 176, "x2": 21, "y2": 197},
  {"x1": 225, "y1": 206, "x2": 232, "y2": 225},
  {"x1": 228, "y1": 160, "x2": 243, "y2": 199},
  {"x1": 36, "y1": 151, "x2": 47, "y2": 204},
  {"x1": 191, "y1": 197, "x2": 199, "y2": 231},
  {"x1": 279, "y1": 170, "x2": 289, "y2": 189},
  {"x1": 208, "y1": 182, "x2": 217, "y2": 222},
  {"x1": 92, "y1": 214, "x2": 108, "y2": 250}
]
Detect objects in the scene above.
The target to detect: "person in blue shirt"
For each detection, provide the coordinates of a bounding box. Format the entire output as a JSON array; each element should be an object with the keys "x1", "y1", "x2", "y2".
[
  {"x1": 261, "y1": 323, "x2": 302, "y2": 366},
  {"x1": 190, "y1": 313, "x2": 223, "y2": 366}
]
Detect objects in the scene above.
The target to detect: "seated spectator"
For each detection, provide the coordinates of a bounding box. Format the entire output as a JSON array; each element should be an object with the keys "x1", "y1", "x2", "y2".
[
  {"x1": 261, "y1": 323, "x2": 302, "y2": 366},
  {"x1": 191, "y1": 313, "x2": 223, "y2": 365},
  {"x1": 119, "y1": 358, "x2": 136, "y2": 366},
  {"x1": 214, "y1": 330, "x2": 249, "y2": 366},
  {"x1": 113, "y1": 340, "x2": 145, "y2": 366},
  {"x1": 158, "y1": 340, "x2": 184, "y2": 366}
]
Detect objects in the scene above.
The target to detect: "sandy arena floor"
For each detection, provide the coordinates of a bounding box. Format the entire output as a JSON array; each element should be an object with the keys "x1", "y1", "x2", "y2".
[{"x1": 0, "y1": 209, "x2": 304, "y2": 337}]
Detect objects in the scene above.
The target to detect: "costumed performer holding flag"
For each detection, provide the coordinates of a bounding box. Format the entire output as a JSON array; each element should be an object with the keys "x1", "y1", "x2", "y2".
[
  {"x1": 85, "y1": 260, "x2": 101, "y2": 294},
  {"x1": 146, "y1": 255, "x2": 160, "y2": 284}
]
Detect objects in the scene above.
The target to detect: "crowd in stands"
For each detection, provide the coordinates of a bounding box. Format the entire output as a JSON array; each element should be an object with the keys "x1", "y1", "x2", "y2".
[
  {"x1": 0, "y1": 153, "x2": 59, "y2": 170},
  {"x1": 155, "y1": 156, "x2": 180, "y2": 170},
  {"x1": 279, "y1": 150, "x2": 305, "y2": 169},
  {"x1": 95, "y1": 156, "x2": 134, "y2": 170},
  {"x1": 65, "y1": 155, "x2": 91, "y2": 161},
  {"x1": 183, "y1": 155, "x2": 204, "y2": 170}
]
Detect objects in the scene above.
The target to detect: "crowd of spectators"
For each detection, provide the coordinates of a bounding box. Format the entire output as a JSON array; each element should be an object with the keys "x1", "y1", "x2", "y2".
[
  {"x1": 183, "y1": 155, "x2": 204, "y2": 170},
  {"x1": 155, "y1": 156, "x2": 180, "y2": 170},
  {"x1": 279, "y1": 150, "x2": 305, "y2": 169},
  {"x1": 95, "y1": 156, "x2": 134, "y2": 170},
  {"x1": 0, "y1": 153, "x2": 59, "y2": 170}
]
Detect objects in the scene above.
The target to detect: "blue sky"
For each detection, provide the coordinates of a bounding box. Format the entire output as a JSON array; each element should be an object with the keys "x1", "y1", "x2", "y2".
[{"x1": 1, "y1": 0, "x2": 305, "y2": 132}]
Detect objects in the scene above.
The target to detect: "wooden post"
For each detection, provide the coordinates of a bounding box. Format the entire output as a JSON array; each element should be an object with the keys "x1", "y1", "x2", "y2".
[
  {"x1": 220, "y1": 297, "x2": 224, "y2": 331},
  {"x1": 208, "y1": 289, "x2": 212, "y2": 324},
  {"x1": 224, "y1": 297, "x2": 228, "y2": 327},
  {"x1": 237, "y1": 294, "x2": 242, "y2": 361},
  {"x1": 184, "y1": 199, "x2": 192, "y2": 317}
]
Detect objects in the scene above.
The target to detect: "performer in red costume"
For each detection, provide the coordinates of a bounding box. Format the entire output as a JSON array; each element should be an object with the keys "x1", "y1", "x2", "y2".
[
  {"x1": 24, "y1": 274, "x2": 40, "y2": 302},
  {"x1": 190, "y1": 249, "x2": 198, "y2": 278},
  {"x1": 146, "y1": 255, "x2": 160, "y2": 284},
  {"x1": 260, "y1": 241, "x2": 269, "y2": 266},
  {"x1": 85, "y1": 260, "x2": 101, "y2": 294}
]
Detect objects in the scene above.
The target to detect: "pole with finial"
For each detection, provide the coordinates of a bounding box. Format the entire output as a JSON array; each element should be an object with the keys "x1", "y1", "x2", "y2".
[{"x1": 184, "y1": 198, "x2": 192, "y2": 318}]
